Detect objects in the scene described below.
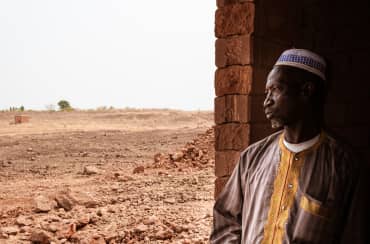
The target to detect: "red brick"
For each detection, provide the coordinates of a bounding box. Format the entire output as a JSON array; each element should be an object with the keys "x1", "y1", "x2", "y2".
[
  {"x1": 214, "y1": 96, "x2": 226, "y2": 125},
  {"x1": 217, "y1": 0, "x2": 253, "y2": 8},
  {"x1": 215, "y1": 95, "x2": 248, "y2": 124},
  {"x1": 215, "y1": 95, "x2": 266, "y2": 125},
  {"x1": 215, "y1": 123, "x2": 250, "y2": 150},
  {"x1": 216, "y1": 35, "x2": 253, "y2": 68},
  {"x1": 217, "y1": 0, "x2": 238, "y2": 7},
  {"x1": 217, "y1": 0, "x2": 237, "y2": 7},
  {"x1": 215, "y1": 2, "x2": 255, "y2": 38},
  {"x1": 215, "y1": 150, "x2": 241, "y2": 177},
  {"x1": 215, "y1": 176, "x2": 230, "y2": 199},
  {"x1": 215, "y1": 65, "x2": 252, "y2": 96}
]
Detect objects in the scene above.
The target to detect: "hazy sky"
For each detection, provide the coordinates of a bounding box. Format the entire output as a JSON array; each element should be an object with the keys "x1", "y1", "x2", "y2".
[{"x1": 0, "y1": 1, "x2": 216, "y2": 111}]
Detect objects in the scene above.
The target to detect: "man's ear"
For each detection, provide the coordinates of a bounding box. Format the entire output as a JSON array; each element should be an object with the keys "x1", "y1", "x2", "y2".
[{"x1": 301, "y1": 82, "x2": 315, "y2": 98}]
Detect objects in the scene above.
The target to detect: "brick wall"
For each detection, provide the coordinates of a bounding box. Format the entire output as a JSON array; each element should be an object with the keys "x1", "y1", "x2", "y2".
[{"x1": 214, "y1": 0, "x2": 370, "y2": 197}]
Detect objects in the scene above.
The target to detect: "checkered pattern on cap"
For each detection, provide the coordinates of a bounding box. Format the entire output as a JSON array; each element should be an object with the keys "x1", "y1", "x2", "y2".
[{"x1": 275, "y1": 49, "x2": 326, "y2": 80}]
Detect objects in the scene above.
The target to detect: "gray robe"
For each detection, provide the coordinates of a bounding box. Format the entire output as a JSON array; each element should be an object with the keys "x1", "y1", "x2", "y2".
[{"x1": 211, "y1": 130, "x2": 367, "y2": 244}]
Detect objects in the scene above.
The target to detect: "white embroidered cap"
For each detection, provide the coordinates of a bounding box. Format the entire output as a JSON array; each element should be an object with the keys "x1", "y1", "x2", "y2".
[{"x1": 275, "y1": 49, "x2": 326, "y2": 80}]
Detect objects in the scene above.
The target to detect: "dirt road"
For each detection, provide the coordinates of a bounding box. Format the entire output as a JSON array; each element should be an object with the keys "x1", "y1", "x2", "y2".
[{"x1": 0, "y1": 109, "x2": 215, "y2": 243}]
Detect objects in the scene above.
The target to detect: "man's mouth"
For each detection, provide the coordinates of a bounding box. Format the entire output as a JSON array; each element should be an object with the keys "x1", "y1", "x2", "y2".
[{"x1": 265, "y1": 110, "x2": 273, "y2": 119}]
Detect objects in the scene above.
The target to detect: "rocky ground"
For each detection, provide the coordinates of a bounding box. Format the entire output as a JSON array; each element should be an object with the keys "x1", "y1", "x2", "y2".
[{"x1": 0, "y1": 110, "x2": 215, "y2": 243}]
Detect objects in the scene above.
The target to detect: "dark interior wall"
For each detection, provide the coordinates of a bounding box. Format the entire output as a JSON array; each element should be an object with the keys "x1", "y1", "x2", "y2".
[
  {"x1": 252, "y1": 0, "x2": 370, "y2": 161},
  {"x1": 214, "y1": 0, "x2": 370, "y2": 197}
]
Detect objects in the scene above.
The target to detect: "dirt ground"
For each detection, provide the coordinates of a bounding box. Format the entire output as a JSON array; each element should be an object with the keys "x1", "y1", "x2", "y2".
[{"x1": 0, "y1": 109, "x2": 216, "y2": 243}]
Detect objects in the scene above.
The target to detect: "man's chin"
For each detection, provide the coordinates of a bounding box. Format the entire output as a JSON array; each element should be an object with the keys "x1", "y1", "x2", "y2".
[{"x1": 270, "y1": 119, "x2": 284, "y2": 129}]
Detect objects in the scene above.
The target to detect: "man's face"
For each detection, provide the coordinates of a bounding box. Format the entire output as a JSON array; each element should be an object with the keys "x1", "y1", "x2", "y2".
[{"x1": 263, "y1": 67, "x2": 304, "y2": 128}]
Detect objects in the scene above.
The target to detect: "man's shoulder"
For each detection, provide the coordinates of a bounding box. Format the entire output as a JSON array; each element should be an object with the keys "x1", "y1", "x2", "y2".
[
  {"x1": 240, "y1": 130, "x2": 282, "y2": 158},
  {"x1": 323, "y1": 131, "x2": 357, "y2": 156},
  {"x1": 323, "y1": 131, "x2": 361, "y2": 164}
]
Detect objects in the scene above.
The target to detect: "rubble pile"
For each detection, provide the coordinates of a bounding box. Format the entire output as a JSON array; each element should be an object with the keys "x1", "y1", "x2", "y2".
[
  {"x1": 151, "y1": 128, "x2": 214, "y2": 169},
  {"x1": 0, "y1": 182, "x2": 211, "y2": 243},
  {"x1": 0, "y1": 126, "x2": 215, "y2": 243}
]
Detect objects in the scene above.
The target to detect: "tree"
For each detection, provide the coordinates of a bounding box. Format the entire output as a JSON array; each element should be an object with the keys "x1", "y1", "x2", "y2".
[{"x1": 57, "y1": 100, "x2": 72, "y2": 111}]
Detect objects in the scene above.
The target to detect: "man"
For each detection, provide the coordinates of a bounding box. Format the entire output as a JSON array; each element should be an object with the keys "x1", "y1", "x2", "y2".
[{"x1": 211, "y1": 49, "x2": 366, "y2": 243}]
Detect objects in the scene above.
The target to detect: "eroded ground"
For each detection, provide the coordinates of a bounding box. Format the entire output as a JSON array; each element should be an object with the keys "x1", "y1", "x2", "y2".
[{"x1": 0, "y1": 109, "x2": 215, "y2": 243}]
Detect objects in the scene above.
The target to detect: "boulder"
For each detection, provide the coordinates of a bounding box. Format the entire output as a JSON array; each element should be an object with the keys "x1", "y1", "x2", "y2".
[
  {"x1": 83, "y1": 166, "x2": 99, "y2": 175},
  {"x1": 34, "y1": 195, "x2": 56, "y2": 213},
  {"x1": 0, "y1": 226, "x2": 19, "y2": 235},
  {"x1": 133, "y1": 166, "x2": 144, "y2": 174},
  {"x1": 55, "y1": 193, "x2": 75, "y2": 211},
  {"x1": 15, "y1": 215, "x2": 33, "y2": 226},
  {"x1": 30, "y1": 230, "x2": 52, "y2": 244}
]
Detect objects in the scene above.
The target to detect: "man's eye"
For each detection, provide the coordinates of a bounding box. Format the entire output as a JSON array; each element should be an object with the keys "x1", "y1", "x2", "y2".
[{"x1": 271, "y1": 87, "x2": 281, "y2": 93}]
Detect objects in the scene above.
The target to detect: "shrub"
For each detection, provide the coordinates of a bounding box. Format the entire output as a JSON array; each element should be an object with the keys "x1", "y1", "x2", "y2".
[{"x1": 57, "y1": 100, "x2": 73, "y2": 111}]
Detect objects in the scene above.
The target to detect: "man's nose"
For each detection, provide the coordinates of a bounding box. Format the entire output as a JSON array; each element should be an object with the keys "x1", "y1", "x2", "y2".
[{"x1": 263, "y1": 93, "x2": 273, "y2": 108}]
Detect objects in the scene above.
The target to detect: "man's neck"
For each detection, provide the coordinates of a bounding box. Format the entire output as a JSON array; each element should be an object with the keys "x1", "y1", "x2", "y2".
[{"x1": 283, "y1": 119, "x2": 321, "y2": 144}]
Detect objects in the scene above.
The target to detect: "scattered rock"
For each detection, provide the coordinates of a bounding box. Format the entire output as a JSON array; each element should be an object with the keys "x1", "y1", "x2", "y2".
[
  {"x1": 44, "y1": 223, "x2": 59, "y2": 233},
  {"x1": 0, "y1": 232, "x2": 8, "y2": 239},
  {"x1": 34, "y1": 195, "x2": 56, "y2": 213},
  {"x1": 134, "y1": 223, "x2": 148, "y2": 233},
  {"x1": 154, "y1": 153, "x2": 165, "y2": 163},
  {"x1": 64, "y1": 191, "x2": 98, "y2": 208},
  {"x1": 88, "y1": 235, "x2": 106, "y2": 244},
  {"x1": 133, "y1": 166, "x2": 144, "y2": 174},
  {"x1": 55, "y1": 192, "x2": 76, "y2": 211},
  {"x1": 76, "y1": 214, "x2": 90, "y2": 228},
  {"x1": 158, "y1": 171, "x2": 168, "y2": 176},
  {"x1": 20, "y1": 226, "x2": 32, "y2": 234},
  {"x1": 0, "y1": 226, "x2": 19, "y2": 235},
  {"x1": 117, "y1": 175, "x2": 134, "y2": 182},
  {"x1": 171, "y1": 152, "x2": 184, "y2": 162},
  {"x1": 154, "y1": 229, "x2": 173, "y2": 240},
  {"x1": 45, "y1": 214, "x2": 62, "y2": 223},
  {"x1": 107, "y1": 206, "x2": 116, "y2": 213},
  {"x1": 83, "y1": 166, "x2": 99, "y2": 175},
  {"x1": 30, "y1": 230, "x2": 52, "y2": 244},
  {"x1": 151, "y1": 128, "x2": 214, "y2": 170},
  {"x1": 163, "y1": 197, "x2": 176, "y2": 204},
  {"x1": 15, "y1": 215, "x2": 33, "y2": 226},
  {"x1": 0, "y1": 127, "x2": 215, "y2": 243},
  {"x1": 56, "y1": 223, "x2": 76, "y2": 239},
  {"x1": 143, "y1": 215, "x2": 158, "y2": 225},
  {"x1": 96, "y1": 208, "x2": 105, "y2": 217}
]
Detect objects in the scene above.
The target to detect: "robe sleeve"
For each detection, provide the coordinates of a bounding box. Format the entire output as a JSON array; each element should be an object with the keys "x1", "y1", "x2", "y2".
[{"x1": 210, "y1": 156, "x2": 245, "y2": 243}]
